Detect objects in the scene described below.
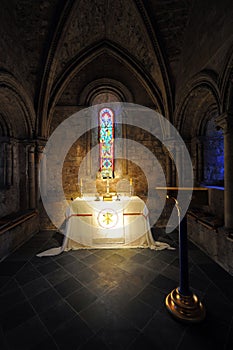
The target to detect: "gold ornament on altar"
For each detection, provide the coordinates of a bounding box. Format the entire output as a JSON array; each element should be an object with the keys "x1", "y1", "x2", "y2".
[
  {"x1": 103, "y1": 176, "x2": 113, "y2": 201},
  {"x1": 97, "y1": 208, "x2": 118, "y2": 228}
]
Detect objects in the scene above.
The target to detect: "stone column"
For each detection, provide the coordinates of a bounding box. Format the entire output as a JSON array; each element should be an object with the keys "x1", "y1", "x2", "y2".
[
  {"x1": 215, "y1": 113, "x2": 233, "y2": 229},
  {"x1": 122, "y1": 123, "x2": 128, "y2": 175},
  {"x1": 6, "y1": 143, "x2": 12, "y2": 187},
  {"x1": 28, "y1": 145, "x2": 36, "y2": 208},
  {"x1": 86, "y1": 117, "x2": 91, "y2": 176},
  {"x1": 169, "y1": 140, "x2": 184, "y2": 187},
  {"x1": 191, "y1": 137, "x2": 203, "y2": 185},
  {"x1": 197, "y1": 140, "x2": 203, "y2": 184},
  {"x1": 167, "y1": 142, "x2": 176, "y2": 187},
  {"x1": 35, "y1": 143, "x2": 46, "y2": 204},
  {"x1": 165, "y1": 152, "x2": 172, "y2": 187},
  {"x1": 12, "y1": 142, "x2": 17, "y2": 186},
  {"x1": 175, "y1": 144, "x2": 184, "y2": 187},
  {"x1": 0, "y1": 142, "x2": 6, "y2": 187},
  {"x1": 165, "y1": 140, "x2": 176, "y2": 187}
]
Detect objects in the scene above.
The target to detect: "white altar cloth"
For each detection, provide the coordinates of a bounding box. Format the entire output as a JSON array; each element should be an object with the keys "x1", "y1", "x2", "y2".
[{"x1": 37, "y1": 196, "x2": 173, "y2": 257}]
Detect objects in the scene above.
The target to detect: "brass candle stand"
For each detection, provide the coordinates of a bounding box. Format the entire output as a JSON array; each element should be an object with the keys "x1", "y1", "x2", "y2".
[
  {"x1": 155, "y1": 187, "x2": 206, "y2": 323},
  {"x1": 165, "y1": 194, "x2": 205, "y2": 323}
]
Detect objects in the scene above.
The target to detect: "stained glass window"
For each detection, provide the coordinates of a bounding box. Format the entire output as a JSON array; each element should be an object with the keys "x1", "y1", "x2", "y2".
[{"x1": 99, "y1": 107, "x2": 114, "y2": 178}]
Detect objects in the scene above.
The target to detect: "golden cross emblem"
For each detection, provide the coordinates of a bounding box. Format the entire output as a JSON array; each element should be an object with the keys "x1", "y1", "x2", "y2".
[{"x1": 103, "y1": 212, "x2": 113, "y2": 225}]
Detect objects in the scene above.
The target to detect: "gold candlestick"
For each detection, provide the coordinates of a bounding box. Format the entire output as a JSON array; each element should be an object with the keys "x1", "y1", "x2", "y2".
[
  {"x1": 80, "y1": 178, "x2": 83, "y2": 197},
  {"x1": 129, "y1": 178, "x2": 133, "y2": 196},
  {"x1": 103, "y1": 176, "x2": 112, "y2": 201}
]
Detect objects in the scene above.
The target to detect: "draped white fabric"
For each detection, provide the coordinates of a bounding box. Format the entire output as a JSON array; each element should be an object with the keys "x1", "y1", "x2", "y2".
[{"x1": 37, "y1": 196, "x2": 173, "y2": 257}]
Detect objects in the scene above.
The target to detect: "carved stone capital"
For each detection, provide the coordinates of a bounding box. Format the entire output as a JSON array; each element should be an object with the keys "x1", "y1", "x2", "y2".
[
  {"x1": 28, "y1": 145, "x2": 35, "y2": 153},
  {"x1": 35, "y1": 138, "x2": 46, "y2": 154},
  {"x1": 215, "y1": 113, "x2": 233, "y2": 133}
]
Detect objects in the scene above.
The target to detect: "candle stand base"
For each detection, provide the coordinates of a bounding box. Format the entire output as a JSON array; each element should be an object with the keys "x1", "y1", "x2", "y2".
[
  {"x1": 103, "y1": 193, "x2": 113, "y2": 201},
  {"x1": 165, "y1": 288, "x2": 205, "y2": 323}
]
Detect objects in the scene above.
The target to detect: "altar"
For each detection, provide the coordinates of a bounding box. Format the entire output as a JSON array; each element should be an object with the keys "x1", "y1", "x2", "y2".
[
  {"x1": 64, "y1": 195, "x2": 155, "y2": 249},
  {"x1": 37, "y1": 195, "x2": 173, "y2": 257}
]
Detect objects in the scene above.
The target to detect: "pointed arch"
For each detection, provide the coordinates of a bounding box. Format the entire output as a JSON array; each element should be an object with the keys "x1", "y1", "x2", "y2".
[
  {"x1": 36, "y1": 0, "x2": 173, "y2": 138},
  {"x1": 46, "y1": 41, "x2": 165, "y2": 135},
  {"x1": 220, "y1": 48, "x2": 233, "y2": 113},
  {"x1": 0, "y1": 70, "x2": 35, "y2": 138},
  {"x1": 175, "y1": 70, "x2": 221, "y2": 138}
]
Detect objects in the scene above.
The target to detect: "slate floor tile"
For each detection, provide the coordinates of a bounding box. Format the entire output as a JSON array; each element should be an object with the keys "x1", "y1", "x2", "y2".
[
  {"x1": 1, "y1": 300, "x2": 36, "y2": 332},
  {"x1": 64, "y1": 260, "x2": 87, "y2": 275},
  {"x1": 0, "y1": 260, "x2": 26, "y2": 276},
  {"x1": 99, "y1": 286, "x2": 135, "y2": 312},
  {"x1": 54, "y1": 253, "x2": 77, "y2": 266},
  {"x1": 137, "y1": 284, "x2": 166, "y2": 311},
  {"x1": 66, "y1": 287, "x2": 97, "y2": 312},
  {"x1": 145, "y1": 256, "x2": 169, "y2": 272},
  {"x1": 5, "y1": 316, "x2": 49, "y2": 350},
  {"x1": 202, "y1": 285, "x2": 233, "y2": 324},
  {"x1": 22, "y1": 276, "x2": 51, "y2": 298},
  {"x1": 82, "y1": 253, "x2": 103, "y2": 266},
  {"x1": 156, "y1": 250, "x2": 177, "y2": 264},
  {"x1": 160, "y1": 264, "x2": 180, "y2": 282},
  {"x1": 29, "y1": 288, "x2": 62, "y2": 314},
  {"x1": 150, "y1": 274, "x2": 177, "y2": 293},
  {"x1": 44, "y1": 267, "x2": 70, "y2": 286},
  {"x1": 104, "y1": 253, "x2": 126, "y2": 265},
  {"x1": 52, "y1": 315, "x2": 93, "y2": 350},
  {"x1": 0, "y1": 230, "x2": 233, "y2": 349},
  {"x1": 76, "y1": 267, "x2": 99, "y2": 284},
  {"x1": 31, "y1": 336, "x2": 59, "y2": 350},
  {"x1": 0, "y1": 287, "x2": 26, "y2": 314},
  {"x1": 97, "y1": 327, "x2": 139, "y2": 350},
  {"x1": 177, "y1": 318, "x2": 230, "y2": 350},
  {"x1": 199, "y1": 262, "x2": 232, "y2": 281},
  {"x1": 36, "y1": 260, "x2": 60, "y2": 275},
  {"x1": 39, "y1": 299, "x2": 76, "y2": 333},
  {"x1": 120, "y1": 298, "x2": 155, "y2": 330},
  {"x1": 15, "y1": 263, "x2": 41, "y2": 285},
  {"x1": 79, "y1": 299, "x2": 117, "y2": 333},
  {"x1": 54, "y1": 276, "x2": 83, "y2": 297},
  {"x1": 129, "y1": 252, "x2": 151, "y2": 264},
  {"x1": 128, "y1": 333, "x2": 158, "y2": 350},
  {"x1": 143, "y1": 309, "x2": 187, "y2": 350},
  {"x1": 80, "y1": 335, "x2": 109, "y2": 350},
  {"x1": 87, "y1": 277, "x2": 117, "y2": 296},
  {"x1": 71, "y1": 250, "x2": 93, "y2": 259}
]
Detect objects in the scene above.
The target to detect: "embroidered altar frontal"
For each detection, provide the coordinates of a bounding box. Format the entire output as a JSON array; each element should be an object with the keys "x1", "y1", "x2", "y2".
[{"x1": 64, "y1": 196, "x2": 156, "y2": 249}]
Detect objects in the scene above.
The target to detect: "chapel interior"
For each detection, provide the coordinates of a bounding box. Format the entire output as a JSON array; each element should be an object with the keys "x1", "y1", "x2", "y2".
[{"x1": 0, "y1": 1, "x2": 233, "y2": 349}]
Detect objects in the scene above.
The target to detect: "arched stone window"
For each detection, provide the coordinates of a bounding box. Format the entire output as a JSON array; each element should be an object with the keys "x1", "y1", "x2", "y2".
[
  {"x1": 99, "y1": 107, "x2": 114, "y2": 178},
  {"x1": 89, "y1": 89, "x2": 125, "y2": 179},
  {"x1": 203, "y1": 118, "x2": 224, "y2": 186}
]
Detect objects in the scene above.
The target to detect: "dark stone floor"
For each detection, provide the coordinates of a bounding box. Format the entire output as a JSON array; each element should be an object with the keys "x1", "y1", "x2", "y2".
[{"x1": 0, "y1": 230, "x2": 233, "y2": 349}]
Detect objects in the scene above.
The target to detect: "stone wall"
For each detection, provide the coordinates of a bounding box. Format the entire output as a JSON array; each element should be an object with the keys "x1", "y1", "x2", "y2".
[
  {"x1": 0, "y1": 212, "x2": 39, "y2": 261},
  {"x1": 207, "y1": 188, "x2": 224, "y2": 220},
  {"x1": 0, "y1": 142, "x2": 26, "y2": 217},
  {"x1": 188, "y1": 215, "x2": 233, "y2": 275},
  {"x1": 61, "y1": 125, "x2": 166, "y2": 198},
  {"x1": 40, "y1": 115, "x2": 167, "y2": 230},
  {"x1": 176, "y1": 0, "x2": 233, "y2": 99}
]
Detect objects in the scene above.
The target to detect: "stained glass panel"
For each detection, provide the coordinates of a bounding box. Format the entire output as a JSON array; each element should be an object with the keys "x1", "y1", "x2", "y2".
[{"x1": 99, "y1": 107, "x2": 114, "y2": 178}]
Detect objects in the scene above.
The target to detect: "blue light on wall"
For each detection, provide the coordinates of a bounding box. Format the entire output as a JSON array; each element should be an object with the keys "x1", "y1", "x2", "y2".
[{"x1": 203, "y1": 119, "x2": 224, "y2": 185}]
